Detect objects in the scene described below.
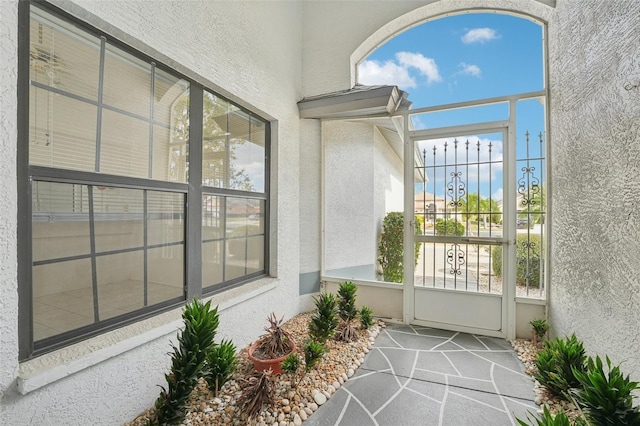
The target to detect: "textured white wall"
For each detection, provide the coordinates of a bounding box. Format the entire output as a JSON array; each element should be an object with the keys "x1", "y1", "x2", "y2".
[
  {"x1": 1, "y1": 0, "x2": 303, "y2": 423},
  {"x1": 324, "y1": 121, "x2": 376, "y2": 272},
  {"x1": 0, "y1": 0, "x2": 19, "y2": 404},
  {"x1": 547, "y1": 0, "x2": 640, "y2": 379},
  {"x1": 299, "y1": 119, "x2": 322, "y2": 275},
  {"x1": 373, "y1": 127, "x2": 404, "y2": 224}
]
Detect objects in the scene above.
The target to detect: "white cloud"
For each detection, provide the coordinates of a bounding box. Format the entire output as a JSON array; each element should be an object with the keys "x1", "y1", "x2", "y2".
[
  {"x1": 461, "y1": 28, "x2": 499, "y2": 44},
  {"x1": 395, "y1": 52, "x2": 442, "y2": 84},
  {"x1": 458, "y1": 62, "x2": 481, "y2": 78},
  {"x1": 493, "y1": 188, "x2": 504, "y2": 201},
  {"x1": 358, "y1": 59, "x2": 417, "y2": 89},
  {"x1": 358, "y1": 51, "x2": 442, "y2": 89}
]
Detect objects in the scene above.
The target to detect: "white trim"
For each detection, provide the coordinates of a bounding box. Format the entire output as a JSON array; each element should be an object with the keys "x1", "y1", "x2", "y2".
[{"x1": 17, "y1": 277, "x2": 280, "y2": 394}]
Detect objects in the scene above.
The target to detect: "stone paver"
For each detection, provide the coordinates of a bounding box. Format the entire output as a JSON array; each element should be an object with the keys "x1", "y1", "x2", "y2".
[{"x1": 305, "y1": 323, "x2": 537, "y2": 426}]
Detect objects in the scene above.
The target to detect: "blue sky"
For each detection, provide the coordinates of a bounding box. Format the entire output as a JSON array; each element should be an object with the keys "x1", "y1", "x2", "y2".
[{"x1": 357, "y1": 13, "x2": 545, "y2": 202}]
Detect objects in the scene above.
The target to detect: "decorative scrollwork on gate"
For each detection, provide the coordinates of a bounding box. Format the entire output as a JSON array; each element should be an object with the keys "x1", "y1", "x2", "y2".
[
  {"x1": 446, "y1": 244, "x2": 465, "y2": 275},
  {"x1": 447, "y1": 171, "x2": 466, "y2": 209}
]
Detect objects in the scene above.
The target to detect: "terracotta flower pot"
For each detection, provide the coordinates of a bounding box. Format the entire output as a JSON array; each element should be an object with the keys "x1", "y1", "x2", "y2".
[{"x1": 247, "y1": 340, "x2": 296, "y2": 375}]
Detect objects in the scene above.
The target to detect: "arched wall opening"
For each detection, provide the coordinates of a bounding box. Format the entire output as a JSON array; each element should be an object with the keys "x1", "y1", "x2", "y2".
[{"x1": 321, "y1": 2, "x2": 553, "y2": 339}]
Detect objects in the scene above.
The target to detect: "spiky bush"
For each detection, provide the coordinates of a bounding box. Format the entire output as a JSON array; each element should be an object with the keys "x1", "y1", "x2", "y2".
[
  {"x1": 309, "y1": 293, "x2": 338, "y2": 343},
  {"x1": 153, "y1": 299, "x2": 219, "y2": 425},
  {"x1": 572, "y1": 355, "x2": 640, "y2": 425},
  {"x1": 336, "y1": 281, "x2": 358, "y2": 342},
  {"x1": 359, "y1": 306, "x2": 375, "y2": 330},
  {"x1": 516, "y1": 405, "x2": 585, "y2": 426},
  {"x1": 205, "y1": 339, "x2": 237, "y2": 396},
  {"x1": 281, "y1": 353, "x2": 302, "y2": 387},
  {"x1": 337, "y1": 281, "x2": 358, "y2": 322},
  {"x1": 240, "y1": 370, "x2": 275, "y2": 421},
  {"x1": 533, "y1": 334, "x2": 586, "y2": 396},
  {"x1": 304, "y1": 339, "x2": 326, "y2": 372},
  {"x1": 255, "y1": 313, "x2": 293, "y2": 359}
]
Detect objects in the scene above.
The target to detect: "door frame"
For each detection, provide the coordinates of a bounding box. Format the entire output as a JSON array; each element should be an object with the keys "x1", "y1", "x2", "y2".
[{"x1": 402, "y1": 116, "x2": 518, "y2": 339}]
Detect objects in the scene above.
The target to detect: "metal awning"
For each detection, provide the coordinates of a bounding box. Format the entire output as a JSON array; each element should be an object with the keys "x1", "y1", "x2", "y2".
[{"x1": 297, "y1": 85, "x2": 411, "y2": 120}]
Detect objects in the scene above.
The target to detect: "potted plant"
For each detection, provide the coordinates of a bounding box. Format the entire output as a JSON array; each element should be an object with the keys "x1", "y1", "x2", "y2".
[{"x1": 247, "y1": 313, "x2": 296, "y2": 375}]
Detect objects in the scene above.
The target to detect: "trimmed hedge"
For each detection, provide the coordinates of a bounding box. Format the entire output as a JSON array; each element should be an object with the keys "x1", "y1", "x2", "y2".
[
  {"x1": 492, "y1": 234, "x2": 542, "y2": 287},
  {"x1": 377, "y1": 212, "x2": 420, "y2": 283},
  {"x1": 434, "y1": 218, "x2": 465, "y2": 236}
]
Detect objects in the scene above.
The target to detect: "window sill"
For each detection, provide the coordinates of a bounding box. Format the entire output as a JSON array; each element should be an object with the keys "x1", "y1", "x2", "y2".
[{"x1": 17, "y1": 277, "x2": 279, "y2": 395}]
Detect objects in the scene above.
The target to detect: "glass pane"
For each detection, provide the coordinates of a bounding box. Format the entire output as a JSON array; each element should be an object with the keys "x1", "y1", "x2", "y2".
[
  {"x1": 147, "y1": 191, "x2": 184, "y2": 246},
  {"x1": 228, "y1": 110, "x2": 265, "y2": 192},
  {"x1": 152, "y1": 123, "x2": 188, "y2": 182},
  {"x1": 226, "y1": 197, "x2": 248, "y2": 237},
  {"x1": 103, "y1": 44, "x2": 151, "y2": 118},
  {"x1": 29, "y1": 86, "x2": 97, "y2": 171},
  {"x1": 247, "y1": 235, "x2": 264, "y2": 274},
  {"x1": 225, "y1": 238, "x2": 246, "y2": 281},
  {"x1": 154, "y1": 68, "x2": 189, "y2": 126},
  {"x1": 32, "y1": 182, "x2": 90, "y2": 262},
  {"x1": 96, "y1": 250, "x2": 144, "y2": 315},
  {"x1": 100, "y1": 109, "x2": 149, "y2": 178},
  {"x1": 202, "y1": 241, "x2": 223, "y2": 287},
  {"x1": 147, "y1": 246, "x2": 184, "y2": 304},
  {"x1": 33, "y1": 258, "x2": 95, "y2": 340},
  {"x1": 30, "y1": 8, "x2": 101, "y2": 101},
  {"x1": 93, "y1": 187, "x2": 144, "y2": 252},
  {"x1": 202, "y1": 195, "x2": 224, "y2": 240},
  {"x1": 202, "y1": 92, "x2": 230, "y2": 188}
]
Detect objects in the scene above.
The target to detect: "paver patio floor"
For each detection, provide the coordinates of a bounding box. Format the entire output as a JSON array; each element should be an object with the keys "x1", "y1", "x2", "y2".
[{"x1": 305, "y1": 323, "x2": 538, "y2": 426}]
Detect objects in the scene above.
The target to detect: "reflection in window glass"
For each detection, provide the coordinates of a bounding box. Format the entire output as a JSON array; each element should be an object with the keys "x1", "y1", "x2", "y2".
[
  {"x1": 202, "y1": 92, "x2": 266, "y2": 192},
  {"x1": 229, "y1": 112, "x2": 265, "y2": 192},
  {"x1": 147, "y1": 191, "x2": 184, "y2": 246},
  {"x1": 30, "y1": 8, "x2": 101, "y2": 100},
  {"x1": 29, "y1": 87, "x2": 98, "y2": 171},
  {"x1": 25, "y1": 7, "x2": 267, "y2": 355},
  {"x1": 103, "y1": 44, "x2": 151, "y2": 118},
  {"x1": 100, "y1": 110, "x2": 150, "y2": 178},
  {"x1": 93, "y1": 186, "x2": 144, "y2": 252}
]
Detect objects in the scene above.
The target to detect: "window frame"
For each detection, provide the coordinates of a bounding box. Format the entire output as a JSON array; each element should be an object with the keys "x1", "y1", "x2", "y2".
[{"x1": 17, "y1": 1, "x2": 270, "y2": 360}]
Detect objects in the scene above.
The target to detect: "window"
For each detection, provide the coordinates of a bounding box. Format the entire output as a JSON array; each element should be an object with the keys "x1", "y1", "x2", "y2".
[{"x1": 19, "y1": 4, "x2": 270, "y2": 359}]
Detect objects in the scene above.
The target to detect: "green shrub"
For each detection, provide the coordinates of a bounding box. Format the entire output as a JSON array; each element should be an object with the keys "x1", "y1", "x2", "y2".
[
  {"x1": 492, "y1": 233, "x2": 542, "y2": 286},
  {"x1": 377, "y1": 212, "x2": 421, "y2": 283},
  {"x1": 337, "y1": 281, "x2": 357, "y2": 322},
  {"x1": 205, "y1": 339, "x2": 237, "y2": 396},
  {"x1": 309, "y1": 293, "x2": 338, "y2": 344},
  {"x1": 530, "y1": 318, "x2": 550, "y2": 341},
  {"x1": 359, "y1": 306, "x2": 375, "y2": 330},
  {"x1": 516, "y1": 405, "x2": 585, "y2": 426},
  {"x1": 534, "y1": 334, "x2": 586, "y2": 397},
  {"x1": 154, "y1": 299, "x2": 219, "y2": 425},
  {"x1": 281, "y1": 353, "x2": 302, "y2": 387},
  {"x1": 304, "y1": 340, "x2": 326, "y2": 372},
  {"x1": 434, "y1": 218, "x2": 465, "y2": 236},
  {"x1": 335, "y1": 281, "x2": 358, "y2": 342},
  {"x1": 572, "y1": 355, "x2": 640, "y2": 425}
]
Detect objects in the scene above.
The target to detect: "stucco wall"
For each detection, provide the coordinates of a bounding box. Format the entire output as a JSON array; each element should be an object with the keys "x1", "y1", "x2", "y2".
[
  {"x1": 324, "y1": 121, "x2": 376, "y2": 273},
  {"x1": 0, "y1": 0, "x2": 19, "y2": 405},
  {"x1": 0, "y1": 0, "x2": 303, "y2": 423},
  {"x1": 373, "y1": 127, "x2": 404, "y2": 227},
  {"x1": 547, "y1": 0, "x2": 640, "y2": 379}
]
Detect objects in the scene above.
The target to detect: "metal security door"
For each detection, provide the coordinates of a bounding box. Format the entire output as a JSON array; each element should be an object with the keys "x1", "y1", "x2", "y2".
[{"x1": 408, "y1": 123, "x2": 512, "y2": 338}]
